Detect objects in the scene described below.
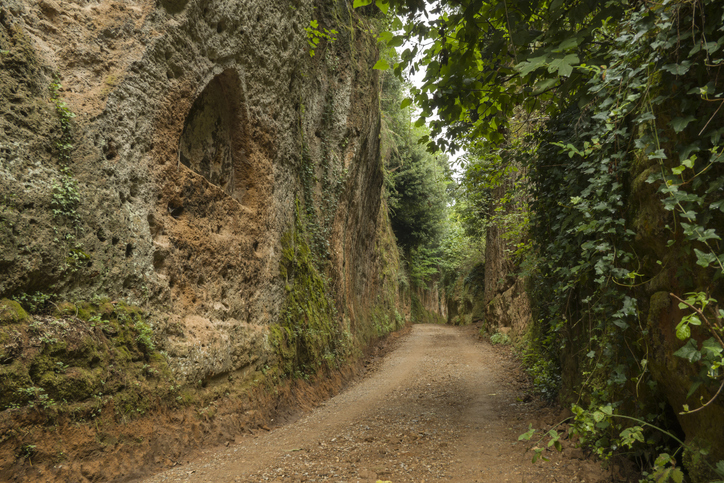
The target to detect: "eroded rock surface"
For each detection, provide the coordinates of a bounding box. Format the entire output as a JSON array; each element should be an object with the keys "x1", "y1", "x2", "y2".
[
  {"x1": 0, "y1": 0, "x2": 402, "y2": 480},
  {"x1": 1, "y1": 0, "x2": 391, "y2": 379}
]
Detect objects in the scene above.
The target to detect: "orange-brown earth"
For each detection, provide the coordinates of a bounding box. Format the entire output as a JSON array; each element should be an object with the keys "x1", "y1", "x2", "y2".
[{"x1": 139, "y1": 324, "x2": 634, "y2": 483}]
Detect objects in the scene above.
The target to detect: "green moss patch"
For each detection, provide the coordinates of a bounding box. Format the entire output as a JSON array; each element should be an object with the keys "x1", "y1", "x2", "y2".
[
  {"x1": 271, "y1": 218, "x2": 346, "y2": 378},
  {"x1": 0, "y1": 299, "x2": 178, "y2": 419},
  {"x1": 0, "y1": 299, "x2": 28, "y2": 325}
]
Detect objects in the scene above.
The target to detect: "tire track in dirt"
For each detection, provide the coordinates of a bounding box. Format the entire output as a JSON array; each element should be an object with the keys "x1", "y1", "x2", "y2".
[{"x1": 140, "y1": 324, "x2": 611, "y2": 483}]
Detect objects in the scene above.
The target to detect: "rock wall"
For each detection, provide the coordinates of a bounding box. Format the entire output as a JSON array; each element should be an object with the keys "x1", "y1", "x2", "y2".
[
  {"x1": 485, "y1": 277, "x2": 529, "y2": 337},
  {"x1": 410, "y1": 282, "x2": 446, "y2": 324},
  {"x1": 482, "y1": 168, "x2": 531, "y2": 337},
  {"x1": 0, "y1": 0, "x2": 403, "y2": 480},
  {"x1": 446, "y1": 261, "x2": 484, "y2": 326},
  {"x1": 623, "y1": 131, "x2": 724, "y2": 480},
  {"x1": 525, "y1": 84, "x2": 724, "y2": 480}
]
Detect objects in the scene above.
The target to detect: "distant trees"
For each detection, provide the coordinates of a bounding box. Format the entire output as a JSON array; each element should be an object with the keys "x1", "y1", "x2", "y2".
[{"x1": 380, "y1": 58, "x2": 453, "y2": 288}]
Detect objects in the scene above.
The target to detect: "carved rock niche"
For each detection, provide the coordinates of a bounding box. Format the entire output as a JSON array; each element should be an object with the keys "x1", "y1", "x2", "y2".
[{"x1": 178, "y1": 69, "x2": 251, "y2": 205}]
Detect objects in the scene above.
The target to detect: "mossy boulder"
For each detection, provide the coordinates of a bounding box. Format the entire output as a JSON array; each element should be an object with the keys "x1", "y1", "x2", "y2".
[
  {"x1": 0, "y1": 361, "x2": 34, "y2": 408},
  {"x1": 0, "y1": 298, "x2": 170, "y2": 411},
  {"x1": 75, "y1": 301, "x2": 94, "y2": 321},
  {"x1": 53, "y1": 301, "x2": 77, "y2": 317},
  {"x1": 99, "y1": 302, "x2": 115, "y2": 318},
  {"x1": 35, "y1": 368, "x2": 99, "y2": 402},
  {"x1": 0, "y1": 299, "x2": 28, "y2": 325}
]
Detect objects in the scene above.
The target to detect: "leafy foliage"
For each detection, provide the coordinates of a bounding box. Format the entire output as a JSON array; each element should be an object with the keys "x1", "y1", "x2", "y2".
[
  {"x1": 358, "y1": 0, "x2": 724, "y2": 477},
  {"x1": 375, "y1": 0, "x2": 627, "y2": 152},
  {"x1": 49, "y1": 78, "x2": 80, "y2": 227},
  {"x1": 380, "y1": 55, "x2": 454, "y2": 289},
  {"x1": 305, "y1": 19, "x2": 338, "y2": 58}
]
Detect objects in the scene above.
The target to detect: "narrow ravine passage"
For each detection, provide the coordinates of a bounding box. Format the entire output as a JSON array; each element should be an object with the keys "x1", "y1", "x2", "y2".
[{"x1": 140, "y1": 325, "x2": 610, "y2": 483}]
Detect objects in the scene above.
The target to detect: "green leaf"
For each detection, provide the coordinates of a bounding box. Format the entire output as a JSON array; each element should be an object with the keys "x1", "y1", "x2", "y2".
[
  {"x1": 517, "y1": 55, "x2": 549, "y2": 76},
  {"x1": 662, "y1": 61, "x2": 692, "y2": 76},
  {"x1": 671, "y1": 468, "x2": 684, "y2": 483},
  {"x1": 555, "y1": 37, "x2": 580, "y2": 52},
  {"x1": 532, "y1": 448, "x2": 544, "y2": 463},
  {"x1": 655, "y1": 453, "x2": 672, "y2": 467},
  {"x1": 709, "y1": 200, "x2": 724, "y2": 213},
  {"x1": 674, "y1": 339, "x2": 701, "y2": 362},
  {"x1": 378, "y1": 31, "x2": 393, "y2": 44},
  {"x1": 686, "y1": 380, "x2": 702, "y2": 399},
  {"x1": 400, "y1": 98, "x2": 412, "y2": 109},
  {"x1": 716, "y1": 460, "x2": 724, "y2": 476},
  {"x1": 697, "y1": 229, "x2": 721, "y2": 242},
  {"x1": 675, "y1": 322, "x2": 691, "y2": 341},
  {"x1": 533, "y1": 77, "x2": 559, "y2": 94},
  {"x1": 388, "y1": 35, "x2": 405, "y2": 48},
  {"x1": 352, "y1": 0, "x2": 373, "y2": 7},
  {"x1": 375, "y1": 0, "x2": 389, "y2": 14},
  {"x1": 671, "y1": 116, "x2": 696, "y2": 133},
  {"x1": 701, "y1": 338, "x2": 724, "y2": 357},
  {"x1": 518, "y1": 424, "x2": 536, "y2": 441},
  {"x1": 656, "y1": 468, "x2": 673, "y2": 481},
  {"x1": 548, "y1": 54, "x2": 579, "y2": 77},
  {"x1": 613, "y1": 319, "x2": 629, "y2": 329},
  {"x1": 373, "y1": 59, "x2": 390, "y2": 70},
  {"x1": 703, "y1": 41, "x2": 720, "y2": 55},
  {"x1": 694, "y1": 248, "x2": 717, "y2": 268}
]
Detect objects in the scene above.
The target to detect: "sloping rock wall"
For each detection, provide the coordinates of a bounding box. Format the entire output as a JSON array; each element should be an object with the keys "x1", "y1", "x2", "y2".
[
  {"x1": 411, "y1": 282, "x2": 446, "y2": 324},
  {"x1": 446, "y1": 261, "x2": 484, "y2": 326}
]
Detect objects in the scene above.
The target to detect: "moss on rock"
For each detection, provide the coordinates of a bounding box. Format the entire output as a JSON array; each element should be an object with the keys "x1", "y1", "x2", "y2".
[
  {"x1": 0, "y1": 361, "x2": 34, "y2": 407},
  {"x1": 53, "y1": 302, "x2": 76, "y2": 317},
  {"x1": 0, "y1": 298, "x2": 176, "y2": 414},
  {"x1": 0, "y1": 299, "x2": 28, "y2": 325},
  {"x1": 273, "y1": 220, "x2": 341, "y2": 377}
]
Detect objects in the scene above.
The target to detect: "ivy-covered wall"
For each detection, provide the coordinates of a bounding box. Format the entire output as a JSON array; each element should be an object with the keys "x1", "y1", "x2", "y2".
[{"x1": 525, "y1": 4, "x2": 724, "y2": 480}]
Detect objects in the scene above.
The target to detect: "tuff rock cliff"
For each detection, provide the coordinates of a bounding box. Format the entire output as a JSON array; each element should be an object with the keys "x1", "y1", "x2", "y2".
[{"x1": 0, "y1": 0, "x2": 404, "y2": 480}]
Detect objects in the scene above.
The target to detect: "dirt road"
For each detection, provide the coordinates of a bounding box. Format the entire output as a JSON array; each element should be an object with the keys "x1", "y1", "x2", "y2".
[{"x1": 140, "y1": 324, "x2": 611, "y2": 483}]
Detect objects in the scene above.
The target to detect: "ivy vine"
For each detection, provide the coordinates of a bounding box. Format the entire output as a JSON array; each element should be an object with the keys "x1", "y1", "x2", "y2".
[{"x1": 356, "y1": 0, "x2": 724, "y2": 479}]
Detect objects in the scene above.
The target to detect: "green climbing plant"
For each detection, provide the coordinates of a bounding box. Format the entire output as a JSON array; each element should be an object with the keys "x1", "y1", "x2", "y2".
[
  {"x1": 355, "y1": 0, "x2": 724, "y2": 478},
  {"x1": 305, "y1": 19, "x2": 339, "y2": 57},
  {"x1": 49, "y1": 78, "x2": 81, "y2": 227}
]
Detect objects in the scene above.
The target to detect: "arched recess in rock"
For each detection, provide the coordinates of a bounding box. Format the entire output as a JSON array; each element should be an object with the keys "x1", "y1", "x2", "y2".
[
  {"x1": 152, "y1": 66, "x2": 275, "y2": 315},
  {"x1": 178, "y1": 68, "x2": 255, "y2": 206}
]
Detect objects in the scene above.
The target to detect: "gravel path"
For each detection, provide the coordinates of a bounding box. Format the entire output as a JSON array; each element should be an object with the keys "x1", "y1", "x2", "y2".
[{"x1": 138, "y1": 324, "x2": 610, "y2": 483}]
